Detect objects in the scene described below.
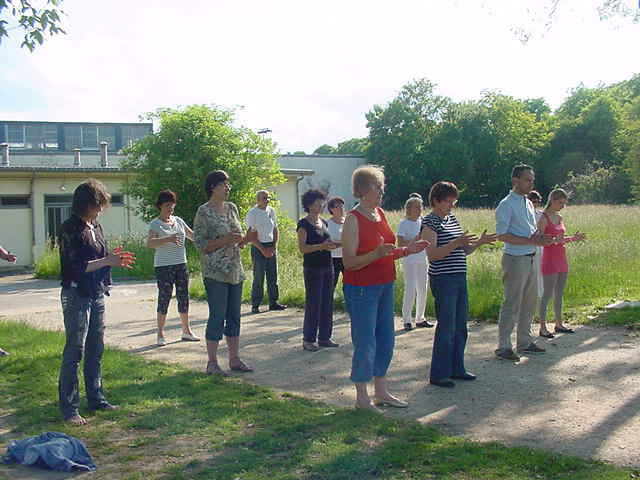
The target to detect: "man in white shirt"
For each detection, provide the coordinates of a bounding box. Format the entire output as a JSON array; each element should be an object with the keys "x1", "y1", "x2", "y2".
[
  {"x1": 246, "y1": 190, "x2": 286, "y2": 314},
  {"x1": 495, "y1": 164, "x2": 552, "y2": 361}
]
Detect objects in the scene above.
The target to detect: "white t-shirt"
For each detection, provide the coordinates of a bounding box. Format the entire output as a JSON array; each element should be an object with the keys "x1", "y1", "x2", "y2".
[
  {"x1": 397, "y1": 217, "x2": 427, "y2": 264},
  {"x1": 149, "y1": 216, "x2": 188, "y2": 267},
  {"x1": 245, "y1": 206, "x2": 277, "y2": 243},
  {"x1": 326, "y1": 217, "x2": 343, "y2": 258}
]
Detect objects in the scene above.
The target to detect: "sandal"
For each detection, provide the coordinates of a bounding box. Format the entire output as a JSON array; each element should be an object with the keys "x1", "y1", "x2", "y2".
[
  {"x1": 206, "y1": 362, "x2": 229, "y2": 377},
  {"x1": 539, "y1": 330, "x2": 555, "y2": 338},
  {"x1": 229, "y1": 360, "x2": 254, "y2": 372}
]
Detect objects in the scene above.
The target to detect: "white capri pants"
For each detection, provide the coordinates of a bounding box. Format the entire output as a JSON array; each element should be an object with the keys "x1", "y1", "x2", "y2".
[{"x1": 402, "y1": 260, "x2": 428, "y2": 324}]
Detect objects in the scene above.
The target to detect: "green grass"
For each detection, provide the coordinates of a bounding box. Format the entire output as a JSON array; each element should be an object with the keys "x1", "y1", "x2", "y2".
[
  {"x1": 35, "y1": 205, "x2": 640, "y2": 324},
  {"x1": 0, "y1": 319, "x2": 630, "y2": 480}
]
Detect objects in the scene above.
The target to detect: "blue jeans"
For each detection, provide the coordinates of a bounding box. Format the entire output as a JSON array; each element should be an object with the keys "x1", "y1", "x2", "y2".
[
  {"x1": 344, "y1": 282, "x2": 395, "y2": 383},
  {"x1": 429, "y1": 273, "x2": 469, "y2": 381},
  {"x1": 204, "y1": 278, "x2": 242, "y2": 341},
  {"x1": 58, "y1": 287, "x2": 108, "y2": 419}
]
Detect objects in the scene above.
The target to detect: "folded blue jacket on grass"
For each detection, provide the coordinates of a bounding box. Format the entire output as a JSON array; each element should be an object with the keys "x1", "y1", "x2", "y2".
[{"x1": 3, "y1": 431, "x2": 96, "y2": 472}]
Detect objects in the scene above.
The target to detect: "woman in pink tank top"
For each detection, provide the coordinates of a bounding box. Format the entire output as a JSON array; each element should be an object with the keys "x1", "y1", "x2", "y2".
[{"x1": 536, "y1": 189, "x2": 586, "y2": 338}]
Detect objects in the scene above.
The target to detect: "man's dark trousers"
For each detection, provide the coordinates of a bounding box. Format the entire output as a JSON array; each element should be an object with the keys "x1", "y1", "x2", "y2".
[{"x1": 251, "y1": 242, "x2": 279, "y2": 308}]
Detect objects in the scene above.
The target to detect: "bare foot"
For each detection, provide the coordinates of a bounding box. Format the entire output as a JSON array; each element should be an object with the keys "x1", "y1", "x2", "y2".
[{"x1": 67, "y1": 415, "x2": 87, "y2": 425}]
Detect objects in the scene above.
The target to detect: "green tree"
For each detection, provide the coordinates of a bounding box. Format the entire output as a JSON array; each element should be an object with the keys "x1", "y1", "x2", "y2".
[
  {"x1": 0, "y1": 0, "x2": 65, "y2": 51},
  {"x1": 366, "y1": 78, "x2": 450, "y2": 207},
  {"x1": 335, "y1": 138, "x2": 368, "y2": 155},
  {"x1": 121, "y1": 105, "x2": 285, "y2": 224},
  {"x1": 313, "y1": 144, "x2": 336, "y2": 155}
]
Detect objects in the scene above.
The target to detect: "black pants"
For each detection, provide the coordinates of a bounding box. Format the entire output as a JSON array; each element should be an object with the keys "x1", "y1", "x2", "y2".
[
  {"x1": 332, "y1": 257, "x2": 344, "y2": 289},
  {"x1": 251, "y1": 243, "x2": 279, "y2": 308},
  {"x1": 303, "y1": 265, "x2": 334, "y2": 343}
]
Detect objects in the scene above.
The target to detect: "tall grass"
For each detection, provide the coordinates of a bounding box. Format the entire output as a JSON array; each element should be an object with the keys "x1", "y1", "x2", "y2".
[{"x1": 35, "y1": 205, "x2": 640, "y2": 322}]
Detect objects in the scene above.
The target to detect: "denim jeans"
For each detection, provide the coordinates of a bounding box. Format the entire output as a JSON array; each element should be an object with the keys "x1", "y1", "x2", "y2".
[
  {"x1": 250, "y1": 244, "x2": 279, "y2": 308},
  {"x1": 344, "y1": 282, "x2": 395, "y2": 383},
  {"x1": 303, "y1": 266, "x2": 334, "y2": 343},
  {"x1": 429, "y1": 273, "x2": 469, "y2": 381},
  {"x1": 204, "y1": 278, "x2": 242, "y2": 341},
  {"x1": 58, "y1": 287, "x2": 108, "y2": 419}
]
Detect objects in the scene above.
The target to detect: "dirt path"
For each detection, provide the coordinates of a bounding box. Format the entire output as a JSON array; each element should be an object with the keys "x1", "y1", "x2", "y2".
[{"x1": 2, "y1": 275, "x2": 639, "y2": 469}]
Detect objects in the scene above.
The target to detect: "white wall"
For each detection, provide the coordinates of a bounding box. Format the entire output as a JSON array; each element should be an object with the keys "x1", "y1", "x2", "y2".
[{"x1": 277, "y1": 155, "x2": 366, "y2": 215}]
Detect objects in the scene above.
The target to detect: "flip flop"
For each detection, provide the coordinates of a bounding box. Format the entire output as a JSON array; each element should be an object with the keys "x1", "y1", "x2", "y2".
[{"x1": 554, "y1": 326, "x2": 575, "y2": 334}]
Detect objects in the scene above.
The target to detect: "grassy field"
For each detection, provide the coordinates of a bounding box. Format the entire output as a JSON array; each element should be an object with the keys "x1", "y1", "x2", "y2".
[
  {"x1": 35, "y1": 205, "x2": 640, "y2": 324},
  {"x1": 0, "y1": 319, "x2": 631, "y2": 480}
]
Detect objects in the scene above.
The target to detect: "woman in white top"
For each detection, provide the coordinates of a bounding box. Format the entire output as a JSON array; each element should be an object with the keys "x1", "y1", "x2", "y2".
[
  {"x1": 326, "y1": 196, "x2": 345, "y2": 289},
  {"x1": 397, "y1": 194, "x2": 432, "y2": 331},
  {"x1": 527, "y1": 190, "x2": 549, "y2": 338},
  {"x1": 147, "y1": 189, "x2": 200, "y2": 346}
]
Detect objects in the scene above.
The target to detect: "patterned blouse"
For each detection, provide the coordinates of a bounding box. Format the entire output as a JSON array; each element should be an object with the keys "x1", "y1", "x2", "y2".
[{"x1": 193, "y1": 201, "x2": 245, "y2": 285}]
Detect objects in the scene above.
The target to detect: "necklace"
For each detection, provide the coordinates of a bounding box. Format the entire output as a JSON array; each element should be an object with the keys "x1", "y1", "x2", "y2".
[{"x1": 358, "y1": 205, "x2": 378, "y2": 221}]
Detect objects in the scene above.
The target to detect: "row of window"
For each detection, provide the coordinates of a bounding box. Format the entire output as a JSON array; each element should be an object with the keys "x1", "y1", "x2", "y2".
[
  {"x1": 0, "y1": 123, "x2": 151, "y2": 152},
  {"x1": 0, "y1": 194, "x2": 124, "y2": 208}
]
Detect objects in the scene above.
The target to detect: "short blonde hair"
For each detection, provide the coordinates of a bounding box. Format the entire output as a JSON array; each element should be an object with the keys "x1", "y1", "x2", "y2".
[
  {"x1": 352, "y1": 165, "x2": 385, "y2": 199},
  {"x1": 404, "y1": 196, "x2": 423, "y2": 213},
  {"x1": 545, "y1": 188, "x2": 569, "y2": 209}
]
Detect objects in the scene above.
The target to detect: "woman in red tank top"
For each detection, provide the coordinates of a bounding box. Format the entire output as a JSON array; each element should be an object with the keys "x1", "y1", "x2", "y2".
[
  {"x1": 536, "y1": 188, "x2": 586, "y2": 337},
  {"x1": 342, "y1": 165, "x2": 428, "y2": 412}
]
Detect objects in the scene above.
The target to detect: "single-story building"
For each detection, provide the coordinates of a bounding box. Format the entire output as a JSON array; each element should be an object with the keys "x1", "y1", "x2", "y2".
[{"x1": 0, "y1": 120, "x2": 366, "y2": 268}]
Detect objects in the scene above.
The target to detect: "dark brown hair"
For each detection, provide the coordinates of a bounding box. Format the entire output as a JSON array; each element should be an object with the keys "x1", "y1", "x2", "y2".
[
  {"x1": 527, "y1": 190, "x2": 542, "y2": 203},
  {"x1": 327, "y1": 196, "x2": 345, "y2": 214},
  {"x1": 301, "y1": 189, "x2": 326, "y2": 213},
  {"x1": 512, "y1": 164, "x2": 534, "y2": 179},
  {"x1": 428, "y1": 181, "x2": 459, "y2": 207},
  {"x1": 155, "y1": 189, "x2": 177, "y2": 209},
  {"x1": 204, "y1": 170, "x2": 229, "y2": 198},
  {"x1": 72, "y1": 178, "x2": 111, "y2": 216}
]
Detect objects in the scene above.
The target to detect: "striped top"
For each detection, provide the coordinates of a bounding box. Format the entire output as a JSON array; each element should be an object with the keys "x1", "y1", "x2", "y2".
[
  {"x1": 421, "y1": 212, "x2": 467, "y2": 276},
  {"x1": 149, "y1": 216, "x2": 188, "y2": 268}
]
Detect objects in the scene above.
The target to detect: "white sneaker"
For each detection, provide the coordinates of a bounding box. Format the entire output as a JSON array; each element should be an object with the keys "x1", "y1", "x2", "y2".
[
  {"x1": 157, "y1": 335, "x2": 167, "y2": 346},
  {"x1": 181, "y1": 333, "x2": 201, "y2": 342}
]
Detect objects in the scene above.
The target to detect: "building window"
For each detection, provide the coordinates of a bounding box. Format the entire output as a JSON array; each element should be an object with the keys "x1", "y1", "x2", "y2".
[
  {"x1": 64, "y1": 125, "x2": 99, "y2": 150},
  {"x1": 111, "y1": 194, "x2": 124, "y2": 206},
  {"x1": 120, "y1": 125, "x2": 151, "y2": 150},
  {"x1": 6, "y1": 124, "x2": 25, "y2": 148},
  {"x1": 98, "y1": 126, "x2": 116, "y2": 151},
  {"x1": 0, "y1": 195, "x2": 31, "y2": 208},
  {"x1": 44, "y1": 194, "x2": 73, "y2": 241}
]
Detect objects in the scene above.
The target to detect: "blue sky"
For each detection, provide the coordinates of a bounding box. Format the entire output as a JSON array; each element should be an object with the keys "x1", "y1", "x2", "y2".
[{"x1": 1, "y1": 0, "x2": 638, "y2": 152}]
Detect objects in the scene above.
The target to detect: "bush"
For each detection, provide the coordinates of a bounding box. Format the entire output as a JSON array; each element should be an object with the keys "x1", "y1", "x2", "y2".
[{"x1": 562, "y1": 165, "x2": 633, "y2": 204}]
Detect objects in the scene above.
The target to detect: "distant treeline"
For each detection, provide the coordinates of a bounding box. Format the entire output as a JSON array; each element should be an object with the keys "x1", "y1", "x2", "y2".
[{"x1": 315, "y1": 75, "x2": 640, "y2": 208}]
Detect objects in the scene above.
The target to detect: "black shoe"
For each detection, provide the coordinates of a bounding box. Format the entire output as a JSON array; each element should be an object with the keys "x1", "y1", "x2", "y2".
[
  {"x1": 539, "y1": 330, "x2": 555, "y2": 338},
  {"x1": 416, "y1": 320, "x2": 434, "y2": 328},
  {"x1": 88, "y1": 402, "x2": 119, "y2": 411},
  {"x1": 404, "y1": 323, "x2": 413, "y2": 331},
  {"x1": 451, "y1": 372, "x2": 476, "y2": 381},
  {"x1": 554, "y1": 325, "x2": 575, "y2": 334},
  {"x1": 269, "y1": 303, "x2": 287, "y2": 311},
  {"x1": 251, "y1": 306, "x2": 260, "y2": 314},
  {"x1": 495, "y1": 349, "x2": 521, "y2": 361},
  {"x1": 429, "y1": 379, "x2": 455, "y2": 388},
  {"x1": 318, "y1": 339, "x2": 339, "y2": 348},
  {"x1": 518, "y1": 343, "x2": 546, "y2": 355}
]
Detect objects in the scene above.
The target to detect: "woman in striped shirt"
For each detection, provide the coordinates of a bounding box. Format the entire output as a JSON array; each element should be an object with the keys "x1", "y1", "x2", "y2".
[{"x1": 421, "y1": 181, "x2": 496, "y2": 388}]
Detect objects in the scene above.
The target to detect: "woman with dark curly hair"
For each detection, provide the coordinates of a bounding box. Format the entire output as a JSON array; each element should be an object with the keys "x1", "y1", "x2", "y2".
[
  {"x1": 58, "y1": 179, "x2": 135, "y2": 425},
  {"x1": 297, "y1": 189, "x2": 339, "y2": 351}
]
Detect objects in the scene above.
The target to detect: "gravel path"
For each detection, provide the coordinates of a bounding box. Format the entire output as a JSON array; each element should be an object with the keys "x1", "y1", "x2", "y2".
[{"x1": 2, "y1": 275, "x2": 639, "y2": 468}]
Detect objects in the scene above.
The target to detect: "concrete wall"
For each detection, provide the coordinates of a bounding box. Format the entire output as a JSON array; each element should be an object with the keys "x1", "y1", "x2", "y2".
[{"x1": 278, "y1": 155, "x2": 366, "y2": 213}]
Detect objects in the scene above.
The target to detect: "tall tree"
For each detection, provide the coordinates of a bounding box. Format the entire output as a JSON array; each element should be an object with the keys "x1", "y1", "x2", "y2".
[
  {"x1": 313, "y1": 144, "x2": 336, "y2": 155},
  {"x1": 0, "y1": 0, "x2": 65, "y2": 51},
  {"x1": 121, "y1": 105, "x2": 285, "y2": 223},
  {"x1": 335, "y1": 138, "x2": 368, "y2": 155},
  {"x1": 366, "y1": 78, "x2": 450, "y2": 207}
]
